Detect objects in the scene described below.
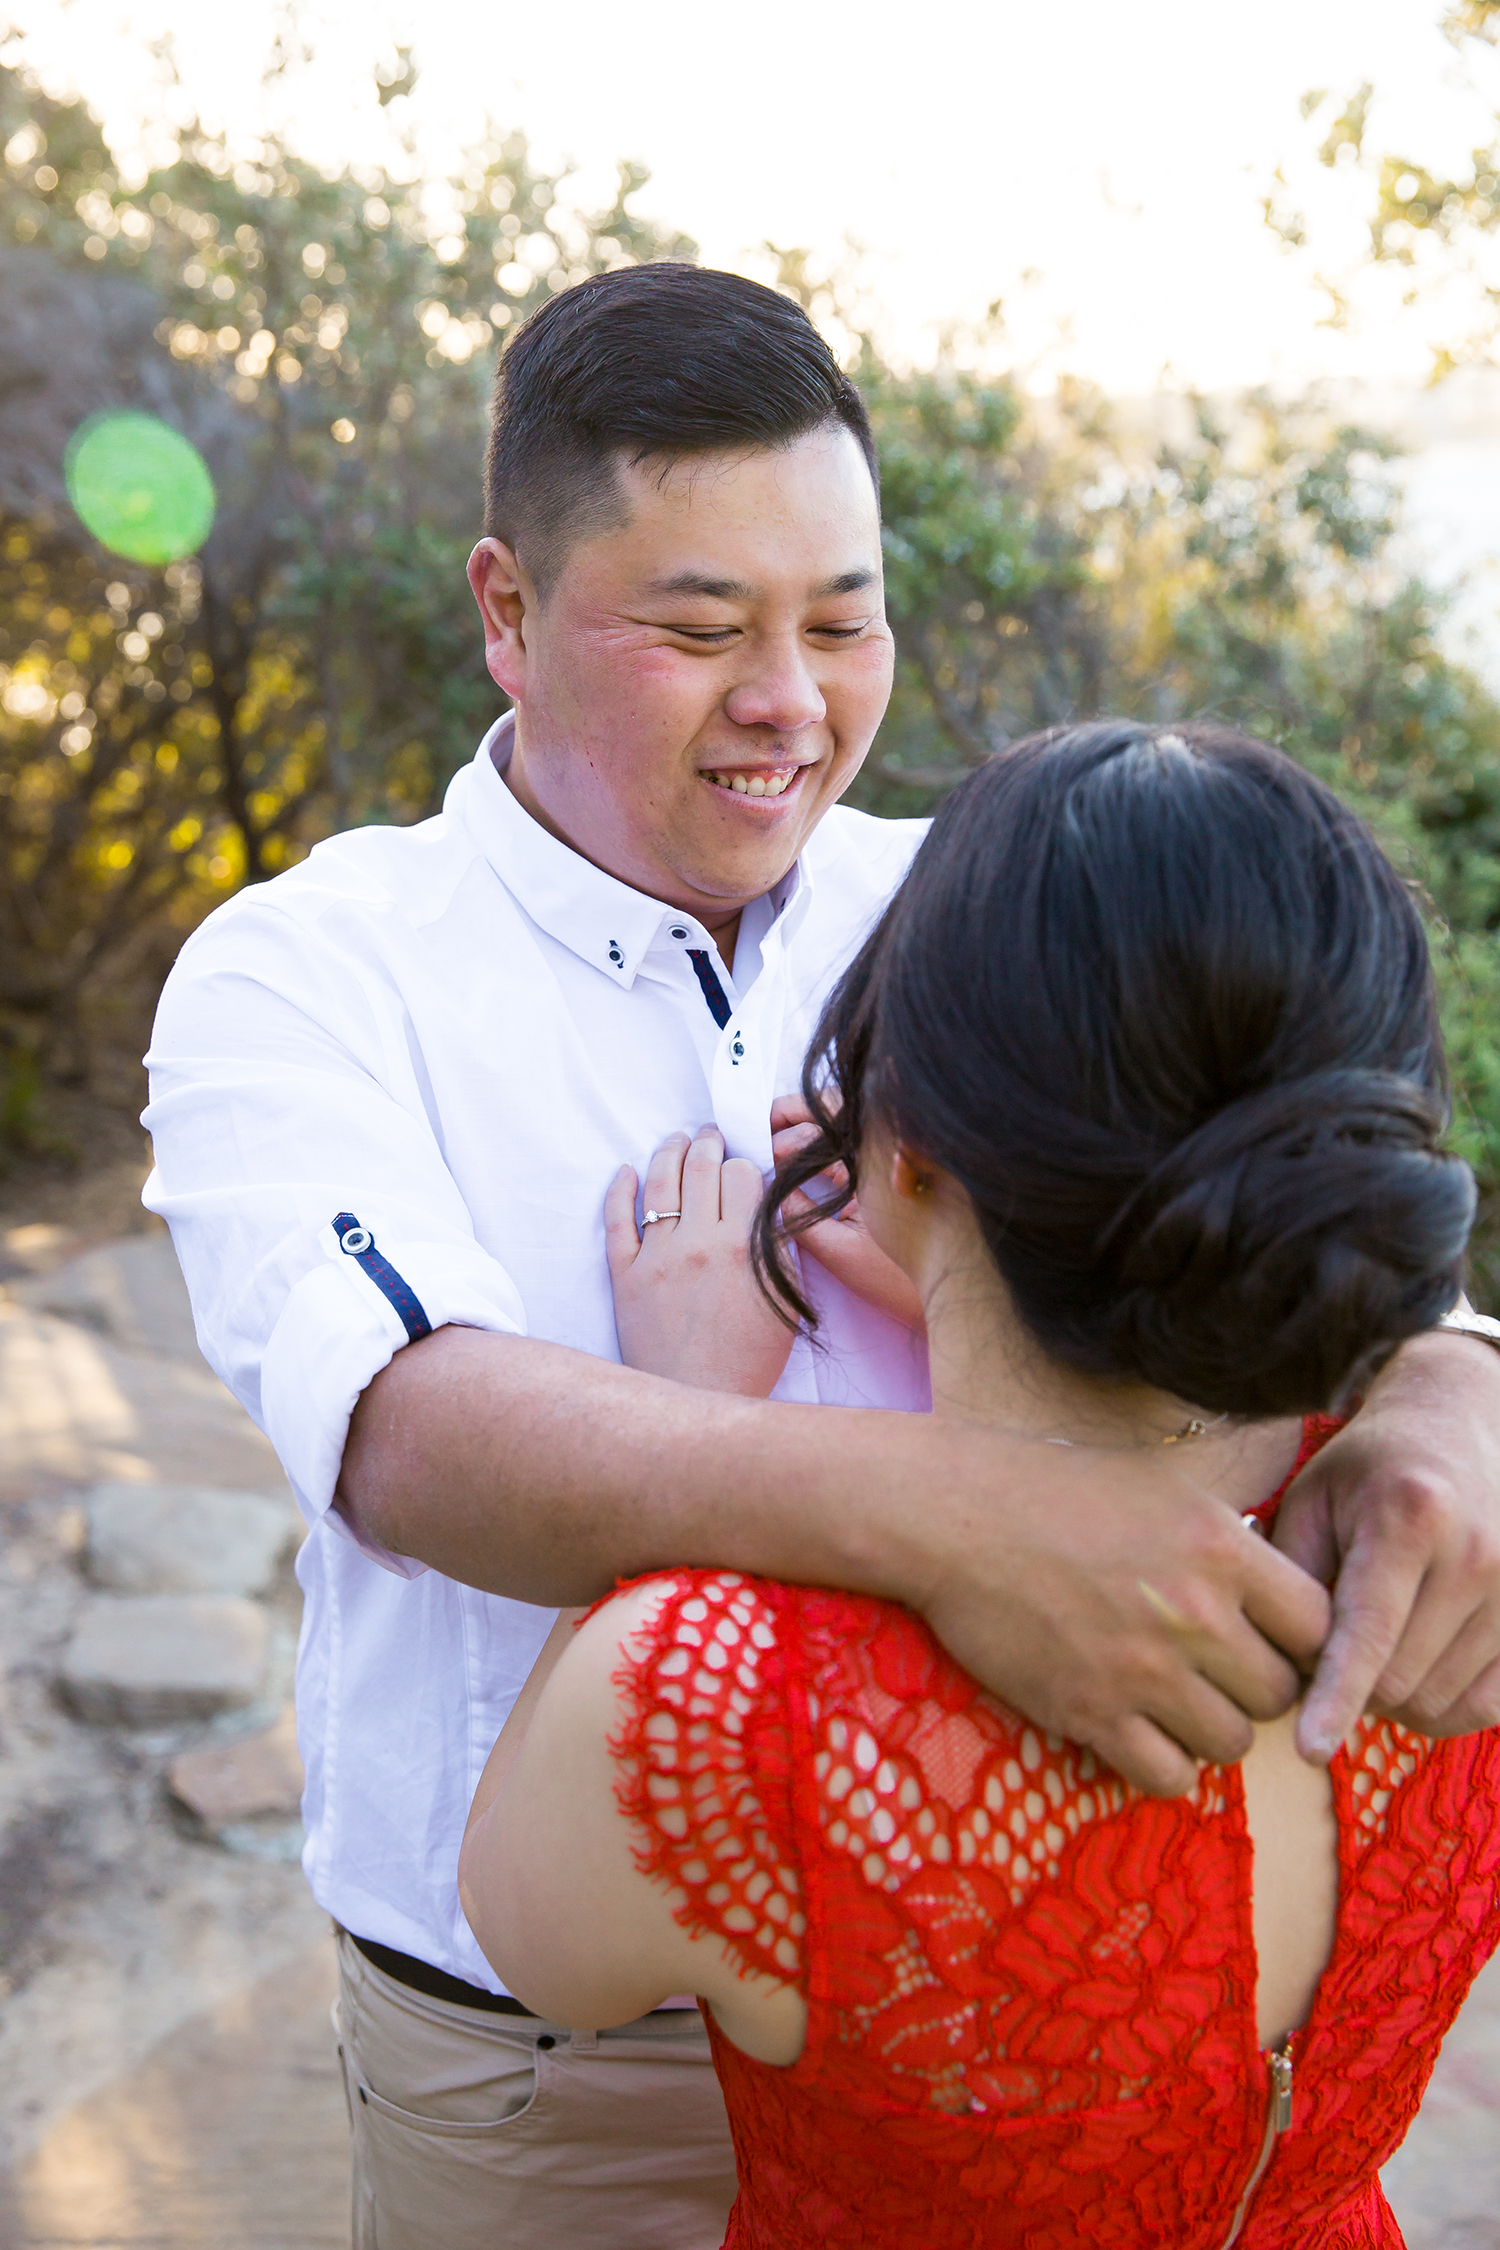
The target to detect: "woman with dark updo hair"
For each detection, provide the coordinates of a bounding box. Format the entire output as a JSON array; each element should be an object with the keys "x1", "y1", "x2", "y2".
[{"x1": 461, "y1": 722, "x2": 1500, "y2": 2248}]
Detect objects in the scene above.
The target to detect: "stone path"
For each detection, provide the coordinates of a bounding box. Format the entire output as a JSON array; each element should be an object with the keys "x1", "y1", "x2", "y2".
[
  {"x1": 0, "y1": 1941, "x2": 347, "y2": 2249},
  {"x1": 0, "y1": 1226, "x2": 347, "y2": 2242},
  {"x1": 0, "y1": 1228, "x2": 280, "y2": 1498},
  {"x1": 1, "y1": 1223, "x2": 1497, "y2": 2246},
  {"x1": 1384, "y1": 1952, "x2": 1500, "y2": 2248}
]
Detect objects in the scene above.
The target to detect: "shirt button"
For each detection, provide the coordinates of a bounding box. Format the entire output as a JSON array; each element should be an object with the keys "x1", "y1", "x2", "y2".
[
  {"x1": 670, "y1": 926, "x2": 688, "y2": 941},
  {"x1": 608, "y1": 941, "x2": 623, "y2": 966}
]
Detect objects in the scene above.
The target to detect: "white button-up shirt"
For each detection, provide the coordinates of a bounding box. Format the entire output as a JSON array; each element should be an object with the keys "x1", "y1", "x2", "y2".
[{"x1": 143, "y1": 713, "x2": 929, "y2": 1987}]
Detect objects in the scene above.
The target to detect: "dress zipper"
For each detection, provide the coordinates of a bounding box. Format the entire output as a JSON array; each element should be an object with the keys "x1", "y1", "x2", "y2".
[{"x1": 1218, "y1": 2042, "x2": 1294, "y2": 2250}]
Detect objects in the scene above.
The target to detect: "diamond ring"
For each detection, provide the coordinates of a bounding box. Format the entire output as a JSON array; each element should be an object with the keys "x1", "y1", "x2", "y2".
[{"x1": 642, "y1": 1209, "x2": 682, "y2": 1226}]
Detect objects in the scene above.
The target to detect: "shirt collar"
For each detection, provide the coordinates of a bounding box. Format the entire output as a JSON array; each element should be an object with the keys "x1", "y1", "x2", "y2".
[{"x1": 447, "y1": 712, "x2": 812, "y2": 989}]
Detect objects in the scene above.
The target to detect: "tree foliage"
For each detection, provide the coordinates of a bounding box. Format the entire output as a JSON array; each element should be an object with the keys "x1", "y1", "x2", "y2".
[
  {"x1": 0, "y1": 46, "x2": 692, "y2": 1099},
  {"x1": 1283, "y1": 6, "x2": 1500, "y2": 376},
  {"x1": 1246, "y1": 3, "x2": 1500, "y2": 1291},
  {"x1": 764, "y1": 252, "x2": 1500, "y2": 1292},
  {"x1": 7, "y1": 48, "x2": 1500, "y2": 1304}
]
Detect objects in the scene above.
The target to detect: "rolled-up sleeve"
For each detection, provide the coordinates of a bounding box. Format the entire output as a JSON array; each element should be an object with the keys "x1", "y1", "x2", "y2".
[{"x1": 143, "y1": 881, "x2": 527, "y2": 1573}]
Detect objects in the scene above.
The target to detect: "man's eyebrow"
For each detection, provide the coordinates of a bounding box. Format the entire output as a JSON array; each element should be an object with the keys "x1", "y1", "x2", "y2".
[
  {"x1": 813, "y1": 567, "x2": 879, "y2": 597},
  {"x1": 644, "y1": 566, "x2": 880, "y2": 602},
  {"x1": 646, "y1": 571, "x2": 756, "y2": 600}
]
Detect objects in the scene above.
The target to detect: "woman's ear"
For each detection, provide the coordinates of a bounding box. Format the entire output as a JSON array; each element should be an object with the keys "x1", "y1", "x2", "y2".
[{"x1": 890, "y1": 1146, "x2": 937, "y2": 1203}]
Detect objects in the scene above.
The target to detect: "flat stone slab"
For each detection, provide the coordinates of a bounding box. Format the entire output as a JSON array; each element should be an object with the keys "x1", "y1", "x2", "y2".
[
  {"x1": 59, "y1": 1595, "x2": 270, "y2": 1725},
  {"x1": 0, "y1": 1299, "x2": 285, "y2": 1500},
  {"x1": 0, "y1": 1940, "x2": 348, "y2": 2246},
  {"x1": 169, "y1": 1705, "x2": 304, "y2": 1828},
  {"x1": 86, "y1": 1483, "x2": 298, "y2": 1597},
  {"x1": 10, "y1": 1234, "x2": 202, "y2": 1362}
]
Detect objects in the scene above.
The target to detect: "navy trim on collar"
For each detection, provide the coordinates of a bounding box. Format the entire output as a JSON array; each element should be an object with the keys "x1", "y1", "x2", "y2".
[{"x1": 685, "y1": 949, "x2": 733, "y2": 1029}]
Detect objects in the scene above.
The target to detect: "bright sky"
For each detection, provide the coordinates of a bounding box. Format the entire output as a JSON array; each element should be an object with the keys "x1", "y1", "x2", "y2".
[{"x1": 9, "y1": 0, "x2": 1500, "y2": 394}]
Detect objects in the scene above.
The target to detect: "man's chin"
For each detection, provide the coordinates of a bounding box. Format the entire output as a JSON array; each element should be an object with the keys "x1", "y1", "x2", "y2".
[{"x1": 665, "y1": 846, "x2": 802, "y2": 915}]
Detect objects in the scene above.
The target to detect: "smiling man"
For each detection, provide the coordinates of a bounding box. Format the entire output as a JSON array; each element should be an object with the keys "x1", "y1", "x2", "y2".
[
  {"x1": 478, "y1": 412, "x2": 891, "y2": 957},
  {"x1": 142, "y1": 267, "x2": 1500, "y2": 2250}
]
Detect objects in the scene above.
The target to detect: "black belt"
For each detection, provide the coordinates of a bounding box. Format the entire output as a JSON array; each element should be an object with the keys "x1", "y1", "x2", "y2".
[{"x1": 347, "y1": 1931, "x2": 538, "y2": 2016}]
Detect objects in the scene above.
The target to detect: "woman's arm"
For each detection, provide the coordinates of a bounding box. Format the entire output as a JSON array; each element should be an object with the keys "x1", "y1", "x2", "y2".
[
  {"x1": 464, "y1": 1605, "x2": 584, "y2": 1832},
  {"x1": 459, "y1": 1581, "x2": 807, "y2": 2063}
]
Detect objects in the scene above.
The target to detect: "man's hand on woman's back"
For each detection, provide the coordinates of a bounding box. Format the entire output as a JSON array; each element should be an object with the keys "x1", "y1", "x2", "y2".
[
  {"x1": 891, "y1": 1429, "x2": 1332, "y2": 1797},
  {"x1": 1276, "y1": 1329, "x2": 1500, "y2": 1757},
  {"x1": 953, "y1": 1324, "x2": 1500, "y2": 1790}
]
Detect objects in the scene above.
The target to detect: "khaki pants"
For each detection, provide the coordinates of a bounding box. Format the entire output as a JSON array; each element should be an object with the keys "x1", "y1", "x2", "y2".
[{"x1": 333, "y1": 1930, "x2": 738, "y2": 2249}]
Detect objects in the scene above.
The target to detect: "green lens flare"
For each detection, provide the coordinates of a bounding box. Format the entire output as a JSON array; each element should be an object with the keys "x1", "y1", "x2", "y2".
[{"x1": 64, "y1": 412, "x2": 216, "y2": 565}]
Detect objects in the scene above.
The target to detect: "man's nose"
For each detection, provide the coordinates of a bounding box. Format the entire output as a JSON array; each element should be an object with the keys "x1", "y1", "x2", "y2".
[{"x1": 723, "y1": 640, "x2": 827, "y2": 735}]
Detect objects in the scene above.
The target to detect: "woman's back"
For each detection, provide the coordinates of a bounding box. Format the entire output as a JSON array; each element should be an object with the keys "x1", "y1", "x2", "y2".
[
  {"x1": 461, "y1": 720, "x2": 1498, "y2": 2244},
  {"x1": 614, "y1": 1529, "x2": 1500, "y2": 2247}
]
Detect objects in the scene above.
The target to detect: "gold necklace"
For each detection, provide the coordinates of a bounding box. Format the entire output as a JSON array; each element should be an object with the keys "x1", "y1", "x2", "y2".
[
  {"x1": 1161, "y1": 1414, "x2": 1227, "y2": 1445},
  {"x1": 1044, "y1": 1410, "x2": 1229, "y2": 1451}
]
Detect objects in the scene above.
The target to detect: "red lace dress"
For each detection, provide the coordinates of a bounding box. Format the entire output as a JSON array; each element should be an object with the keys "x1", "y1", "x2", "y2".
[{"x1": 609, "y1": 1422, "x2": 1500, "y2": 2249}]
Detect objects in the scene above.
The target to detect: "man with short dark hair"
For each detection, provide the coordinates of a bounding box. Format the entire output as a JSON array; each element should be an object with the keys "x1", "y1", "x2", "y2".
[
  {"x1": 484, "y1": 262, "x2": 881, "y2": 594},
  {"x1": 144, "y1": 266, "x2": 1500, "y2": 2248}
]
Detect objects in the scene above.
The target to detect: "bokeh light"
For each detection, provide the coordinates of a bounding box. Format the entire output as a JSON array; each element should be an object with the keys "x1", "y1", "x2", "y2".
[{"x1": 64, "y1": 412, "x2": 216, "y2": 565}]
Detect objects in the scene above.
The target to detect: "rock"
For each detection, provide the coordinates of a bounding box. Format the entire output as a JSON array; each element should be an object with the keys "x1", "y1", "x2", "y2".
[
  {"x1": 168, "y1": 1705, "x2": 304, "y2": 1828},
  {"x1": 0, "y1": 1221, "x2": 81, "y2": 1281},
  {"x1": 59, "y1": 1596, "x2": 270, "y2": 1725},
  {"x1": 0, "y1": 1298, "x2": 288, "y2": 1501},
  {"x1": 11, "y1": 1235, "x2": 202, "y2": 1362},
  {"x1": 85, "y1": 1483, "x2": 298, "y2": 1597}
]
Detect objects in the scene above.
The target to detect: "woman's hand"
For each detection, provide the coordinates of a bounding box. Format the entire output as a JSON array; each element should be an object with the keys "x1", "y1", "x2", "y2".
[
  {"x1": 770, "y1": 1094, "x2": 925, "y2": 1330},
  {"x1": 605, "y1": 1126, "x2": 797, "y2": 1397}
]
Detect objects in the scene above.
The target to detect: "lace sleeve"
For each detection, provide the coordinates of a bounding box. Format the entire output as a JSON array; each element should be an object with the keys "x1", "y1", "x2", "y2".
[{"x1": 608, "y1": 1570, "x2": 807, "y2": 1985}]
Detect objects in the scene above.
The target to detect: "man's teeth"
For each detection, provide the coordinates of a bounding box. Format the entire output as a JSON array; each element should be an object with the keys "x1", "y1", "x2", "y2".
[{"x1": 706, "y1": 770, "x2": 795, "y2": 797}]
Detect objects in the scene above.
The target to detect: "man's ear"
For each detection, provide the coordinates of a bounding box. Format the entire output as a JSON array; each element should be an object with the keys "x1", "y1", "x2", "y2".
[{"x1": 468, "y1": 538, "x2": 533, "y2": 698}]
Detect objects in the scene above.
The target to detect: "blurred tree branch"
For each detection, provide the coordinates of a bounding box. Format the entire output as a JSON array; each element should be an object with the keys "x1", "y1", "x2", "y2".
[{"x1": 0, "y1": 43, "x2": 693, "y2": 1092}]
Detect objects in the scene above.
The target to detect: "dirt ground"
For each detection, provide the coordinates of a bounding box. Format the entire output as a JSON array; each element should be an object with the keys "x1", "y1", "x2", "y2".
[
  {"x1": 0, "y1": 1065, "x2": 162, "y2": 1240},
  {"x1": 0, "y1": 1132, "x2": 1497, "y2": 2248}
]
